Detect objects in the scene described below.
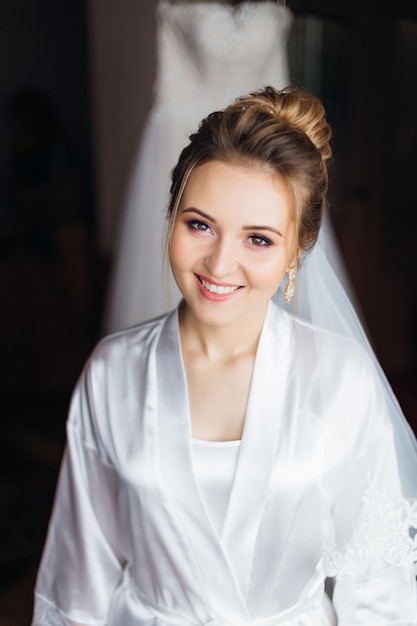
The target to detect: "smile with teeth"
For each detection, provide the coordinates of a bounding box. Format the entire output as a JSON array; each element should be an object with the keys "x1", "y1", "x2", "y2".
[{"x1": 198, "y1": 276, "x2": 242, "y2": 295}]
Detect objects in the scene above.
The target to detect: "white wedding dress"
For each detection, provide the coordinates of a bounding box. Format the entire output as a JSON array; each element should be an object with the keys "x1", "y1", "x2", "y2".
[{"x1": 104, "y1": 0, "x2": 292, "y2": 332}]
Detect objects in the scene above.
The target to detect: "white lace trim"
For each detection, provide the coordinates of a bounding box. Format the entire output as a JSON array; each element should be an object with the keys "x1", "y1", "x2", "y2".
[
  {"x1": 323, "y1": 484, "x2": 417, "y2": 580},
  {"x1": 32, "y1": 598, "x2": 69, "y2": 626}
]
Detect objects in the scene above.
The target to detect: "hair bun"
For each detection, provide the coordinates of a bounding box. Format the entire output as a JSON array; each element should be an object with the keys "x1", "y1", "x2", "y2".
[
  {"x1": 274, "y1": 86, "x2": 332, "y2": 161},
  {"x1": 237, "y1": 85, "x2": 332, "y2": 163}
]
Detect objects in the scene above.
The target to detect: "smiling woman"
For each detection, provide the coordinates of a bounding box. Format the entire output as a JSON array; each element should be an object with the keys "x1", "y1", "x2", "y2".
[{"x1": 32, "y1": 87, "x2": 417, "y2": 625}]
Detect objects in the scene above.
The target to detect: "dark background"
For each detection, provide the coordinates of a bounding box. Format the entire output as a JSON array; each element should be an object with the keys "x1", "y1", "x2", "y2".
[{"x1": 0, "y1": 1, "x2": 416, "y2": 623}]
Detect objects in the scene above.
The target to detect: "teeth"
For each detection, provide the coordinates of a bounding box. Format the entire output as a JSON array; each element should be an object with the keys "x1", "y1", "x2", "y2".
[{"x1": 200, "y1": 278, "x2": 240, "y2": 294}]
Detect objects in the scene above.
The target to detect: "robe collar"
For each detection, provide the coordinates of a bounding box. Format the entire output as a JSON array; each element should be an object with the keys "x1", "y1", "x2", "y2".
[{"x1": 155, "y1": 301, "x2": 292, "y2": 619}]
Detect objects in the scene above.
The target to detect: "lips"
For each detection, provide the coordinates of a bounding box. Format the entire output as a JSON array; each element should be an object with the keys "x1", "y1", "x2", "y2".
[
  {"x1": 199, "y1": 278, "x2": 240, "y2": 295},
  {"x1": 196, "y1": 274, "x2": 243, "y2": 296}
]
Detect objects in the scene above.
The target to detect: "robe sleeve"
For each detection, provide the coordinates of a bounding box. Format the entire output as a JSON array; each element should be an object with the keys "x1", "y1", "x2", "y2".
[
  {"x1": 32, "y1": 366, "x2": 124, "y2": 625},
  {"x1": 323, "y1": 350, "x2": 417, "y2": 624}
]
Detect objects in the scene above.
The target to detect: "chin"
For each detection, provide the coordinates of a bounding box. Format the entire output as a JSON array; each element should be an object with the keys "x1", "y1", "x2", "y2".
[{"x1": 189, "y1": 298, "x2": 270, "y2": 330}]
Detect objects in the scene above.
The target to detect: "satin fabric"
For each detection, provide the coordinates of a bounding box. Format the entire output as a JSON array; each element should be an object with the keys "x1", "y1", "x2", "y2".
[
  {"x1": 191, "y1": 439, "x2": 240, "y2": 537},
  {"x1": 33, "y1": 301, "x2": 417, "y2": 625}
]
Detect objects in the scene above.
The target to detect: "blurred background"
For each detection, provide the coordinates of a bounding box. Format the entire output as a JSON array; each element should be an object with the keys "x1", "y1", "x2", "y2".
[{"x1": 0, "y1": 0, "x2": 416, "y2": 623}]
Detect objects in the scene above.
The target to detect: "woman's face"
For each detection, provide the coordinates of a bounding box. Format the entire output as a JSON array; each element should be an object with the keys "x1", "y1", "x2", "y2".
[{"x1": 169, "y1": 160, "x2": 296, "y2": 330}]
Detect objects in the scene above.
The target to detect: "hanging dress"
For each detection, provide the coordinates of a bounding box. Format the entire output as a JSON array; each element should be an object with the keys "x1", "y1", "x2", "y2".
[{"x1": 104, "y1": 1, "x2": 292, "y2": 332}]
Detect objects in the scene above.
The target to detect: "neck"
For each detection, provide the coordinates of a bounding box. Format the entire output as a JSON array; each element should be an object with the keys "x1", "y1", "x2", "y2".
[{"x1": 178, "y1": 301, "x2": 269, "y2": 361}]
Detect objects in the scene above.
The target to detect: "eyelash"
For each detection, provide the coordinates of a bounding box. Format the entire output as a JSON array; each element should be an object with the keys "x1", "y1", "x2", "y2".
[
  {"x1": 186, "y1": 219, "x2": 272, "y2": 247},
  {"x1": 186, "y1": 219, "x2": 210, "y2": 232},
  {"x1": 247, "y1": 235, "x2": 272, "y2": 247}
]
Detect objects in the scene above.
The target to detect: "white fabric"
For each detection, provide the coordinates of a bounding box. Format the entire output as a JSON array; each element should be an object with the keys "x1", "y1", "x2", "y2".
[
  {"x1": 33, "y1": 300, "x2": 417, "y2": 625},
  {"x1": 104, "y1": 0, "x2": 292, "y2": 332},
  {"x1": 192, "y1": 438, "x2": 240, "y2": 537}
]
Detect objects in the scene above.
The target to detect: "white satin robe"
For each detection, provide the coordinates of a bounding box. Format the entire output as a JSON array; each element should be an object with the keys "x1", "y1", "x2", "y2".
[{"x1": 33, "y1": 301, "x2": 417, "y2": 625}]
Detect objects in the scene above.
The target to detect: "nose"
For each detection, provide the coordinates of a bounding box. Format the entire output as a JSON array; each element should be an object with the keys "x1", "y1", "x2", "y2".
[{"x1": 205, "y1": 237, "x2": 238, "y2": 279}]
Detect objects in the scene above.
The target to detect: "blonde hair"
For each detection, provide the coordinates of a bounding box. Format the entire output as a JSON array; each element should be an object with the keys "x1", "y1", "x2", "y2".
[{"x1": 166, "y1": 85, "x2": 332, "y2": 262}]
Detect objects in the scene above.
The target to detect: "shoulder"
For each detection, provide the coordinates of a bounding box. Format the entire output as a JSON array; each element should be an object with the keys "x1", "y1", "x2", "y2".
[
  {"x1": 270, "y1": 301, "x2": 371, "y2": 367},
  {"x1": 90, "y1": 310, "x2": 171, "y2": 368},
  {"x1": 290, "y1": 309, "x2": 376, "y2": 376},
  {"x1": 84, "y1": 309, "x2": 177, "y2": 396},
  {"x1": 271, "y1": 302, "x2": 387, "y2": 421},
  {"x1": 289, "y1": 311, "x2": 389, "y2": 444},
  {"x1": 66, "y1": 310, "x2": 176, "y2": 450}
]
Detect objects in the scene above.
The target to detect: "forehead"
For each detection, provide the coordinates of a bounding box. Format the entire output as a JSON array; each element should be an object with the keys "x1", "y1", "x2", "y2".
[{"x1": 180, "y1": 160, "x2": 294, "y2": 220}]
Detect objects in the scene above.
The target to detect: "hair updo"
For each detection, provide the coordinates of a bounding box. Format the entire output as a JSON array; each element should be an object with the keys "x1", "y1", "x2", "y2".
[{"x1": 166, "y1": 85, "x2": 332, "y2": 259}]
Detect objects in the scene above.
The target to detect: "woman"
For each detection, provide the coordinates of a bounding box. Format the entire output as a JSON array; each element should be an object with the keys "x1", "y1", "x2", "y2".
[{"x1": 33, "y1": 86, "x2": 417, "y2": 625}]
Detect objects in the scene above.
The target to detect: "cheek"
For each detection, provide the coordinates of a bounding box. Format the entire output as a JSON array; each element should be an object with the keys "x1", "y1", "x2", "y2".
[
  {"x1": 264, "y1": 267, "x2": 287, "y2": 291},
  {"x1": 169, "y1": 227, "x2": 187, "y2": 271},
  {"x1": 248, "y1": 254, "x2": 288, "y2": 289}
]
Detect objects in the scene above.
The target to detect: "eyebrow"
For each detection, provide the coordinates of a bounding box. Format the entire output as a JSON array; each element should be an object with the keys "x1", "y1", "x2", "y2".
[
  {"x1": 242, "y1": 225, "x2": 283, "y2": 238},
  {"x1": 181, "y1": 208, "x2": 217, "y2": 223},
  {"x1": 181, "y1": 207, "x2": 284, "y2": 238}
]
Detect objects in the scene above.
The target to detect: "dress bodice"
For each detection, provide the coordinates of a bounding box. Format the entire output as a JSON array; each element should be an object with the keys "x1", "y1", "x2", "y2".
[
  {"x1": 155, "y1": 1, "x2": 292, "y2": 120},
  {"x1": 192, "y1": 438, "x2": 240, "y2": 537}
]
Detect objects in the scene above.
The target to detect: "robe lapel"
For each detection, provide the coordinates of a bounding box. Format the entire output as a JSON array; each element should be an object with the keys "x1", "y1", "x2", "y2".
[
  {"x1": 155, "y1": 308, "x2": 249, "y2": 622},
  {"x1": 220, "y1": 302, "x2": 292, "y2": 600}
]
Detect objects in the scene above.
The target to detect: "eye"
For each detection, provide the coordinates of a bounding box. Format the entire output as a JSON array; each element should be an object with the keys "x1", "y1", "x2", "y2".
[
  {"x1": 186, "y1": 219, "x2": 210, "y2": 232},
  {"x1": 247, "y1": 234, "x2": 272, "y2": 247}
]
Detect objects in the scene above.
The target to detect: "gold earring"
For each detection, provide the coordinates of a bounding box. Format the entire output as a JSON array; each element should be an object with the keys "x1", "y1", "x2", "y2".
[{"x1": 284, "y1": 268, "x2": 296, "y2": 304}]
